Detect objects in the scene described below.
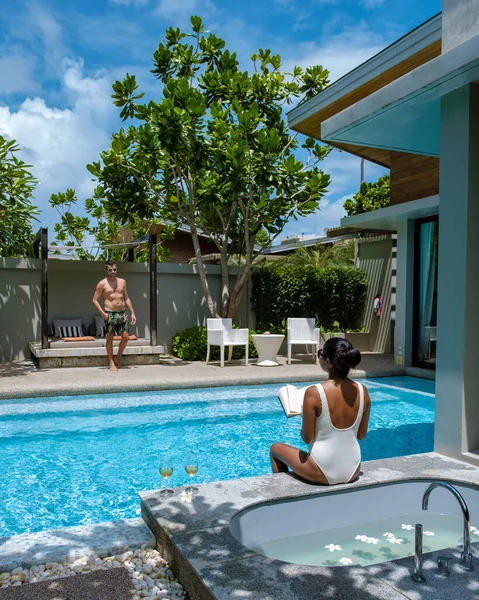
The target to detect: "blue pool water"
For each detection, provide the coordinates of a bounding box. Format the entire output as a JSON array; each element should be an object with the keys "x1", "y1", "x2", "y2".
[{"x1": 0, "y1": 376, "x2": 435, "y2": 537}]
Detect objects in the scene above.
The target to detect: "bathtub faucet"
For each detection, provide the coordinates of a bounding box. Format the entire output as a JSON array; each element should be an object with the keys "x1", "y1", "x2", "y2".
[{"x1": 422, "y1": 482, "x2": 473, "y2": 571}]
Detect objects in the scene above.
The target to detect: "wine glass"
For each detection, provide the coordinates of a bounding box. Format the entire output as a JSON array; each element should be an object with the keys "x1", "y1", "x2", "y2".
[
  {"x1": 184, "y1": 453, "x2": 199, "y2": 494},
  {"x1": 159, "y1": 461, "x2": 174, "y2": 496}
]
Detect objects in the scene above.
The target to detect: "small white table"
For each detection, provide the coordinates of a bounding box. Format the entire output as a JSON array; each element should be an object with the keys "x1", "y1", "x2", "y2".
[{"x1": 252, "y1": 334, "x2": 285, "y2": 367}]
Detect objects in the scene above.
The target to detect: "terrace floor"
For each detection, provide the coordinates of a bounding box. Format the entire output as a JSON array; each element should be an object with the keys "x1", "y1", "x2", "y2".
[{"x1": 0, "y1": 353, "x2": 434, "y2": 399}]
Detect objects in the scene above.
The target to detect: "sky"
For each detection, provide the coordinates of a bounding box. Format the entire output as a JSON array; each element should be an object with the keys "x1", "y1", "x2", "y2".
[{"x1": 0, "y1": 0, "x2": 441, "y2": 244}]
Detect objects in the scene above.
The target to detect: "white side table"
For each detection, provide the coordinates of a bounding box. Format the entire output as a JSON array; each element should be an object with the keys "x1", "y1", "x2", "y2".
[{"x1": 252, "y1": 334, "x2": 285, "y2": 367}]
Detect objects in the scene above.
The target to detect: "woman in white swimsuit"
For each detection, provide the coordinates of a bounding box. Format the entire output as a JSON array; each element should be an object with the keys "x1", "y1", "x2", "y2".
[{"x1": 270, "y1": 337, "x2": 371, "y2": 485}]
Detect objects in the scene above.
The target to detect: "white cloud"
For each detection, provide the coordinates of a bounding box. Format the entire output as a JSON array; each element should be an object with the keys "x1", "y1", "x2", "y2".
[
  {"x1": 155, "y1": 0, "x2": 216, "y2": 21},
  {"x1": 0, "y1": 49, "x2": 39, "y2": 95},
  {"x1": 0, "y1": 60, "x2": 115, "y2": 224},
  {"x1": 282, "y1": 21, "x2": 388, "y2": 84}
]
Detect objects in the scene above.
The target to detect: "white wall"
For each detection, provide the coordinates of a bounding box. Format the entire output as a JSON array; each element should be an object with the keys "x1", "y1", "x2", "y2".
[{"x1": 0, "y1": 259, "x2": 250, "y2": 361}]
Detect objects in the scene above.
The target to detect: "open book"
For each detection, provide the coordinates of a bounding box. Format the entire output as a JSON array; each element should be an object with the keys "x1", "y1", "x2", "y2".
[{"x1": 277, "y1": 385, "x2": 311, "y2": 418}]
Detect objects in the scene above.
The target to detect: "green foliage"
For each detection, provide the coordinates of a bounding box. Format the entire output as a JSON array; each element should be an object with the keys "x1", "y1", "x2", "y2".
[
  {"x1": 278, "y1": 240, "x2": 354, "y2": 268},
  {"x1": 171, "y1": 324, "x2": 260, "y2": 361},
  {"x1": 49, "y1": 188, "x2": 174, "y2": 262},
  {"x1": 343, "y1": 175, "x2": 390, "y2": 216},
  {"x1": 252, "y1": 265, "x2": 368, "y2": 331},
  {"x1": 87, "y1": 15, "x2": 331, "y2": 318},
  {"x1": 0, "y1": 135, "x2": 39, "y2": 257}
]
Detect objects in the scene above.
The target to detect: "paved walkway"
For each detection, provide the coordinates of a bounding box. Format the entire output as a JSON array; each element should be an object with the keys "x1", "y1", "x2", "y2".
[{"x1": 0, "y1": 354, "x2": 433, "y2": 399}]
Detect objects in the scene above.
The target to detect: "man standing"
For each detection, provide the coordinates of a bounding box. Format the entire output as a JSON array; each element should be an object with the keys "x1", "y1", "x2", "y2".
[{"x1": 92, "y1": 260, "x2": 137, "y2": 372}]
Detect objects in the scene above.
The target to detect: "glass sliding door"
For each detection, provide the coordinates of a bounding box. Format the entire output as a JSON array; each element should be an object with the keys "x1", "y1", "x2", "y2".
[{"x1": 413, "y1": 217, "x2": 438, "y2": 368}]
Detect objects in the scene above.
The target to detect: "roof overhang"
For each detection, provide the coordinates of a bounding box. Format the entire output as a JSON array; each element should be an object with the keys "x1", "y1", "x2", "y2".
[
  {"x1": 339, "y1": 194, "x2": 439, "y2": 232},
  {"x1": 322, "y1": 33, "x2": 479, "y2": 156},
  {"x1": 287, "y1": 14, "x2": 442, "y2": 167}
]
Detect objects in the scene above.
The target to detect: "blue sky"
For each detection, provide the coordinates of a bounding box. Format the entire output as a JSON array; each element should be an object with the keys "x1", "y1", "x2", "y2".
[{"x1": 0, "y1": 0, "x2": 441, "y2": 243}]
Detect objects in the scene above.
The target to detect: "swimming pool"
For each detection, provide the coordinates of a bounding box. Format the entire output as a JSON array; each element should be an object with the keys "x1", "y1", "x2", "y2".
[{"x1": 0, "y1": 376, "x2": 434, "y2": 537}]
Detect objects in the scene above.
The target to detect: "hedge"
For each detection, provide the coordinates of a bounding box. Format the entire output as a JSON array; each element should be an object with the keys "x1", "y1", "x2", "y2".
[
  {"x1": 171, "y1": 325, "x2": 262, "y2": 361},
  {"x1": 252, "y1": 265, "x2": 368, "y2": 331}
]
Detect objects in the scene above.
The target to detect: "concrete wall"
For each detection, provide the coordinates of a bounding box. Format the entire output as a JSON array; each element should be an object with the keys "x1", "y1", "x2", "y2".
[
  {"x1": 0, "y1": 259, "x2": 250, "y2": 361},
  {"x1": 356, "y1": 234, "x2": 393, "y2": 353},
  {"x1": 442, "y1": 0, "x2": 479, "y2": 53}
]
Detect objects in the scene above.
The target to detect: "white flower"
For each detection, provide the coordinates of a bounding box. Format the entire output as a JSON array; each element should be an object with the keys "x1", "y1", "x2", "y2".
[
  {"x1": 325, "y1": 544, "x2": 342, "y2": 552},
  {"x1": 339, "y1": 557, "x2": 353, "y2": 565},
  {"x1": 383, "y1": 532, "x2": 395, "y2": 538},
  {"x1": 355, "y1": 535, "x2": 368, "y2": 541},
  {"x1": 365, "y1": 537, "x2": 380, "y2": 544},
  {"x1": 401, "y1": 524, "x2": 414, "y2": 531},
  {"x1": 424, "y1": 531, "x2": 435, "y2": 536},
  {"x1": 388, "y1": 537, "x2": 404, "y2": 544},
  {"x1": 180, "y1": 491, "x2": 193, "y2": 504},
  {"x1": 470, "y1": 526, "x2": 479, "y2": 534}
]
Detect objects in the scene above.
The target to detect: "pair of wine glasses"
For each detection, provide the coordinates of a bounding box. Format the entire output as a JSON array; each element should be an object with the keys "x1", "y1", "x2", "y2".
[{"x1": 159, "y1": 453, "x2": 199, "y2": 496}]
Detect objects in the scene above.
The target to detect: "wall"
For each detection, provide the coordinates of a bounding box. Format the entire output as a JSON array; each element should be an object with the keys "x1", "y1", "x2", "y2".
[
  {"x1": 356, "y1": 234, "x2": 393, "y2": 353},
  {"x1": 390, "y1": 152, "x2": 440, "y2": 205},
  {"x1": 0, "y1": 259, "x2": 250, "y2": 361},
  {"x1": 163, "y1": 231, "x2": 218, "y2": 264}
]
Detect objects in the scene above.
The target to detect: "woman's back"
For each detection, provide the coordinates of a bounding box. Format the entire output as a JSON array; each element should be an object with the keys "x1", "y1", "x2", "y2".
[{"x1": 308, "y1": 380, "x2": 366, "y2": 484}]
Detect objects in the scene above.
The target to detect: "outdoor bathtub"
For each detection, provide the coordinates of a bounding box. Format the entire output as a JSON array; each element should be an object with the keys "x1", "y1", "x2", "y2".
[{"x1": 230, "y1": 480, "x2": 479, "y2": 567}]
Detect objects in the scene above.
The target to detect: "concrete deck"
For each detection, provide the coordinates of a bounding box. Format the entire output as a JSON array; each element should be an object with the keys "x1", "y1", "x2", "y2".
[
  {"x1": 0, "y1": 354, "x2": 434, "y2": 399},
  {"x1": 140, "y1": 453, "x2": 479, "y2": 600}
]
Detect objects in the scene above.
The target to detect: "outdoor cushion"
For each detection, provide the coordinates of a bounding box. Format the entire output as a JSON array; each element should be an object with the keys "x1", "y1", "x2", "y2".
[
  {"x1": 95, "y1": 315, "x2": 106, "y2": 336},
  {"x1": 58, "y1": 325, "x2": 84, "y2": 338},
  {"x1": 112, "y1": 335, "x2": 137, "y2": 340},
  {"x1": 53, "y1": 318, "x2": 83, "y2": 338},
  {"x1": 61, "y1": 336, "x2": 96, "y2": 342}
]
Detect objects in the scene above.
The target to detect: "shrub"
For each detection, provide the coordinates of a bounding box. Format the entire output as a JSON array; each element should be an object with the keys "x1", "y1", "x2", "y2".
[
  {"x1": 171, "y1": 325, "x2": 260, "y2": 361},
  {"x1": 252, "y1": 265, "x2": 368, "y2": 332}
]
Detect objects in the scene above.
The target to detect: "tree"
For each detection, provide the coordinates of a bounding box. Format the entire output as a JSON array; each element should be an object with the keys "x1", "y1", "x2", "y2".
[
  {"x1": 49, "y1": 188, "x2": 175, "y2": 262},
  {"x1": 0, "y1": 135, "x2": 39, "y2": 258},
  {"x1": 279, "y1": 240, "x2": 354, "y2": 268},
  {"x1": 86, "y1": 16, "x2": 331, "y2": 318},
  {"x1": 343, "y1": 174, "x2": 390, "y2": 216}
]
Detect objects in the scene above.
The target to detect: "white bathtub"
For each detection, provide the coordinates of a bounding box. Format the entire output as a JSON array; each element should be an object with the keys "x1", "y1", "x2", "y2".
[{"x1": 230, "y1": 480, "x2": 479, "y2": 567}]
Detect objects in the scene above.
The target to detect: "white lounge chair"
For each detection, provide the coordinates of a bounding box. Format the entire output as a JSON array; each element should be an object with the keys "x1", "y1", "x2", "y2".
[
  {"x1": 206, "y1": 318, "x2": 249, "y2": 368},
  {"x1": 287, "y1": 318, "x2": 320, "y2": 365}
]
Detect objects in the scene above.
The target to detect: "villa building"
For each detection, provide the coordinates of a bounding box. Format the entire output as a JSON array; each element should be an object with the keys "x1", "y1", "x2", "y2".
[{"x1": 288, "y1": 0, "x2": 479, "y2": 465}]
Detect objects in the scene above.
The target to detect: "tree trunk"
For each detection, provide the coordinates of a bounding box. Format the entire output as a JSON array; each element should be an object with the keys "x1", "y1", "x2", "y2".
[
  {"x1": 226, "y1": 263, "x2": 251, "y2": 319},
  {"x1": 189, "y1": 221, "x2": 219, "y2": 318},
  {"x1": 220, "y1": 244, "x2": 230, "y2": 317}
]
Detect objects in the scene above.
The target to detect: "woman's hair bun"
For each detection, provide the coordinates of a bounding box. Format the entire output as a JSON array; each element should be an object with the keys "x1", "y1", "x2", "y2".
[{"x1": 342, "y1": 347, "x2": 361, "y2": 368}]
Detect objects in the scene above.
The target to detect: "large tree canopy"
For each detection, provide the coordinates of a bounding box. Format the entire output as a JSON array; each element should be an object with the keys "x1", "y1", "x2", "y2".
[
  {"x1": 343, "y1": 174, "x2": 390, "y2": 217},
  {"x1": 0, "y1": 135, "x2": 39, "y2": 258},
  {"x1": 87, "y1": 16, "x2": 331, "y2": 317}
]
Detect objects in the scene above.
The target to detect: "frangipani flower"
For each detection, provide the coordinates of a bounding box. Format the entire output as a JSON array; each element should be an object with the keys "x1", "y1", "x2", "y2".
[
  {"x1": 365, "y1": 537, "x2": 380, "y2": 544},
  {"x1": 180, "y1": 491, "x2": 193, "y2": 504},
  {"x1": 424, "y1": 531, "x2": 435, "y2": 536},
  {"x1": 470, "y1": 526, "x2": 479, "y2": 534},
  {"x1": 339, "y1": 557, "x2": 353, "y2": 565},
  {"x1": 387, "y1": 537, "x2": 404, "y2": 544},
  {"x1": 355, "y1": 535, "x2": 368, "y2": 541},
  {"x1": 325, "y1": 544, "x2": 342, "y2": 552},
  {"x1": 383, "y1": 532, "x2": 395, "y2": 538},
  {"x1": 401, "y1": 524, "x2": 414, "y2": 531}
]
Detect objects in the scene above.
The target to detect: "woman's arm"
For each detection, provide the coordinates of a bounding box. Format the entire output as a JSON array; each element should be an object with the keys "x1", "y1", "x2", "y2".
[
  {"x1": 357, "y1": 386, "x2": 371, "y2": 440},
  {"x1": 300, "y1": 386, "x2": 321, "y2": 444}
]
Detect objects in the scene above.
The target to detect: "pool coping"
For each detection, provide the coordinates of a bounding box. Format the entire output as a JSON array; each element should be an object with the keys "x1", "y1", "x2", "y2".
[
  {"x1": 139, "y1": 452, "x2": 479, "y2": 600},
  {"x1": 0, "y1": 360, "x2": 434, "y2": 400}
]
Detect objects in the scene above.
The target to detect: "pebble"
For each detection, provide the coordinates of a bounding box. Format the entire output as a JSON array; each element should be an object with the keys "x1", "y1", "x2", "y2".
[{"x1": 0, "y1": 546, "x2": 186, "y2": 600}]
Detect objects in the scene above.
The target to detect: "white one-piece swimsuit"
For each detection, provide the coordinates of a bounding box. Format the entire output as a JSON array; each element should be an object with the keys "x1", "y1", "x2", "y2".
[{"x1": 309, "y1": 382, "x2": 364, "y2": 485}]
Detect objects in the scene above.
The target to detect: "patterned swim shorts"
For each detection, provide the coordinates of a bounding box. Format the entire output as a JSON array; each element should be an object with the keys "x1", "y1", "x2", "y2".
[{"x1": 105, "y1": 310, "x2": 129, "y2": 336}]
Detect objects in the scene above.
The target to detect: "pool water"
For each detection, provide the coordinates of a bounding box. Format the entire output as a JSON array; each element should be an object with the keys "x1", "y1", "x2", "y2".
[
  {"x1": 0, "y1": 376, "x2": 435, "y2": 537},
  {"x1": 252, "y1": 513, "x2": 478, "y2": 567}
]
